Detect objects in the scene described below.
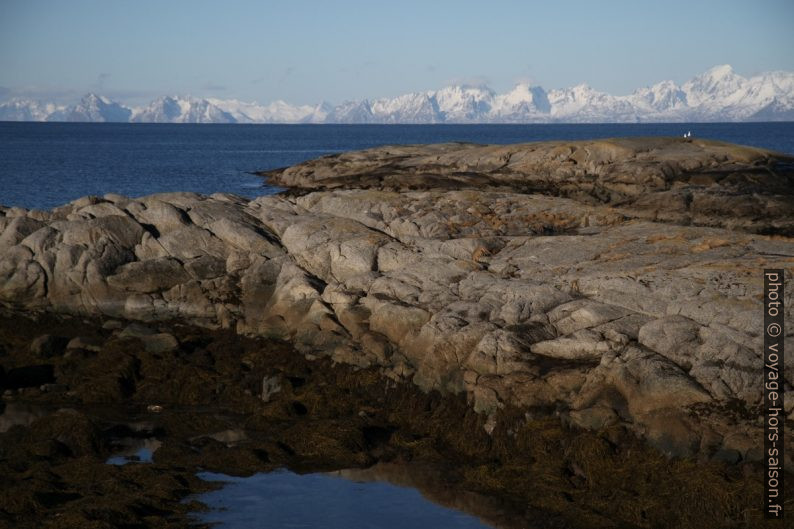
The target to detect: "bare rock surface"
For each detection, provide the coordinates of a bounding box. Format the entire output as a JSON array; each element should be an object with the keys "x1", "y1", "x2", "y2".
[
  {"x1": 265, "y1": 137, "x2": 794, "y2": 235},
  {"x1": 1, "y1": 137, "x2": 793, "y2": 465}
]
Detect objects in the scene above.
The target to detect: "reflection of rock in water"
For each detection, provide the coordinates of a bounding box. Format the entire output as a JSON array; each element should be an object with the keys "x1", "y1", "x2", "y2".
[{"x1": 332, "y1": 462, "x2": 523, "y2": 529}]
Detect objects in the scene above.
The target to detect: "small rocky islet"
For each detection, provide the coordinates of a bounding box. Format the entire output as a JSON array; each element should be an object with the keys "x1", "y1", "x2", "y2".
[{"x1": 0, "y1": 137, "x2": 792, "y2": 528}]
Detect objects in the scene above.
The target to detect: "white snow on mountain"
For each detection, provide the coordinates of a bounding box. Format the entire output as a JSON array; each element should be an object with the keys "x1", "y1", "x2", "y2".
[
  {"x1": 66, "y1": 93, "x2": 132, "y2": 122},
  {"x1": 682, "y1": 64, "x2": 747, "y2": 109},
  {"x1": 678, "y1": 65, "x2": 794, "y2": 120},
  {"x1": 303, "y1": 102, "x2": 334, "y2": 123},
  {"x1": 547, "y1": 84, "x2": 638, "y2": 122},
  {"x1": 630, "y1": 80, "x2": 689, "y2": 116},
  {"x1": 207, "y1": 98, "x2": 320, "y2": 123},
  {"x1": 370, "y1": 92, "x2": 442, "y2": 123},
  {"x1": 0, "y1": 98, "x2": 66, "y2": 121},
  {"x1": 491, "y1": 83, "x2": 551, "y2": 121},
  {"x1": 2, "y1": 65, "x2": 792, "y2": 124},
  {"x1": 432, "y1": 85, "x2": 495, "y2": 122},
  {"x1": 131, "y1": 96, "x2": 236, "y2": 123},
  {"x1": 325, "y1": 100, "x2": 377, "y2": 123}
]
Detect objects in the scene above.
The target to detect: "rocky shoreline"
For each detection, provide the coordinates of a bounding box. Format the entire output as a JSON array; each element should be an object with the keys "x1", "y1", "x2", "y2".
[
  {"x1": 0, "y1": 310, "x2": 780, "y2": 528},
  {"x1": 1, "y1": 136, "x2": 793, "y2": 526}
]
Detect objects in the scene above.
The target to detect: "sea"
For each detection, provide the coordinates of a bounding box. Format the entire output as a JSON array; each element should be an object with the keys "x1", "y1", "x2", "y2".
[{"x1": 1, "y1": 121, "x2": 793, "y2": 210}]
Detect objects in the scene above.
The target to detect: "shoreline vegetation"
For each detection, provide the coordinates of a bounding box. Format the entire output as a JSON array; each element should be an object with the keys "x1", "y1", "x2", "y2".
[{"x1": 1, "y1": 137, "x2": 793, "y2": 527}]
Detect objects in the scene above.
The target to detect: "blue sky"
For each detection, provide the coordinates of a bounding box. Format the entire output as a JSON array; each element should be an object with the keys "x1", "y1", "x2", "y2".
[{"x1": 1, "y1": 0, "x2": 792, "y2": 105}]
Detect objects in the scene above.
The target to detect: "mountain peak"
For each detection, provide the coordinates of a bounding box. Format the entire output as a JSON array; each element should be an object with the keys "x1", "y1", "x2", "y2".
[
  {"x1": 682, "y1": 64, "x2": 747, "y2": 109},
  {"x1": 2, "y1": 65, "x2": 792, "y2": 123},
  {"x1": 65, "y1": 93, "x2": 130, "y2": 122},
  {"x1": 437, "y1": 84, "x2": 494, "y2": 95},
  {"x1": 131, "y1": 95, "x2": 235, "y2": 123},
  {"x1": 567, "y1": 83, "x2": 597, "y2": 94},
  {"x1": 506, "y1": 82, "x2": 537, "y2": 93},
  {"x1": 704, "y1": 64, "x2": 735, "y2": 78}
]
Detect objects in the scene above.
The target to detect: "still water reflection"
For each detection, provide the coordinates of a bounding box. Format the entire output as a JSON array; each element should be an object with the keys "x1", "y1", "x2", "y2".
[{"x1": 195, "y1": 468, "x2": 493, "y2": 529}]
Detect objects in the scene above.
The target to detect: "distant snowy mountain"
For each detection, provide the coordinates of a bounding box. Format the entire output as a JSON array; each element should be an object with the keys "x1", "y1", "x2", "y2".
[
  {"x1": 66, "y1": 93, "x2": 132, "y2": 122},
  {"x1": 2, "y1": 65, "x2": 793, "y2": 124},
  {"x1": 750, "y1": 97, "x2": 794, "y2": 121},
  {"x1": 131, "y1": 96, "x2": 235, "y2": 123},
  {"x1": 207, "y1": 98, "x2": 322, "y2": 123},
  {"x1": 548, "y1": 84, "x2": 638, "y2": 122},
  {"x1": 630, "y1": 80, "x2": 688, "y2": 115},
  {"x1": 370, "y1": 92, "x2": 442, "y2": 123},
  {"x1": 0, "y1": 98, "x2": 66, "y2": 121},
  {"x1": 491, "y1": 83, "x2": 551, "y2": 122},
  {"x1": 325, "y1": 100, "x2": 376, "y2": 123},
  {"x1": 675, "y1": 65, "x2": 794, "y2": 121},
  {"x1": 433, "y1": 85, "x2": 495, "y2": 122}
]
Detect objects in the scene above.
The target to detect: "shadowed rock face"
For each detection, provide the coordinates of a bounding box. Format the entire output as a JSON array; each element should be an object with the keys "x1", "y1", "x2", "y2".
[{"x1": 1, "y1": 138, "x2": 793, "y2": 468}]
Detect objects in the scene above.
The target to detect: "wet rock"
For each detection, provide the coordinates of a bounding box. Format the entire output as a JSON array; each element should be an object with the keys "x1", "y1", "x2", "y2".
[
  {"x1": 200, "y1": 429, "x2": 248, "y2": 445},
  {"x1": 101, "y1": 319, "x2": 123, "y2": 330},
  {"x1": 66, "y1": 335, "x2": 104, "y2": 353},
  {"x1": 140, "y1": 333, "x2": 179, "y2": 353},
  {"x1": 0, "y1": 307, "x2": 787, "y2": 529},
  {"x1": 568, "y1": 406, "x2": 620, "y2": 430},
  {"x1": 711, "y1": 448, "x2": 742, "y2": 465},
  {"x1": 261, "y1": 375, "x2": 282, "y2": 403},
  {"x1": 28, "y1": 409, "x2": 103, "y2": 457},
  {"x1": 29, "y1": 334, "x2": 69, "y2": 358},
  {"x1": 643, "y1": 411, "x2": 702, "y2": 459},
  {"x1": 118, "y1": 322, "x2": 157, "y2": 338}
]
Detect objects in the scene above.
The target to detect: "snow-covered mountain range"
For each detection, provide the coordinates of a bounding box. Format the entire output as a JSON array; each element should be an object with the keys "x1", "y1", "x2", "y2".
[{"x1": 2, "y1": 65, "x2": 792, "y2": 124}]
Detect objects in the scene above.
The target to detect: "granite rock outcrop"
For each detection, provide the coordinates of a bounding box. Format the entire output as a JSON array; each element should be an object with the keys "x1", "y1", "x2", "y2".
[{"x1": 2, "y1": 137, "x2": 792, "y2": 464}]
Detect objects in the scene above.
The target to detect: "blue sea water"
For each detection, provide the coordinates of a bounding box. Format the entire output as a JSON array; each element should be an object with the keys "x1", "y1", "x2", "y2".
[
  {"x1": 1, "y1": 121, "x2": 793, "y2": 210},
  {"x1": 194, "y1": 470, "x2": 491, "y2": 529}
]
